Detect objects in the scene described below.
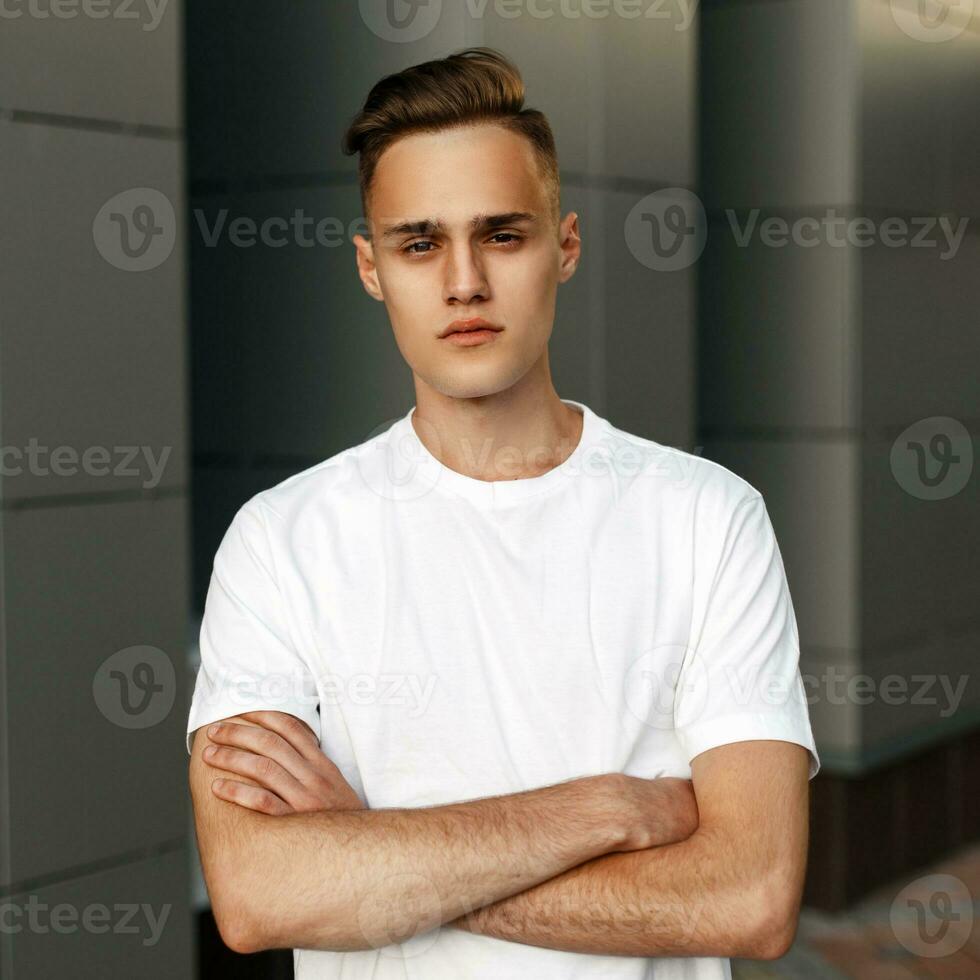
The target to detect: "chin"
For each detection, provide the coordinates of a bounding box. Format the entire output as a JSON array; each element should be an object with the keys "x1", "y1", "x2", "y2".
[{"x1": 420, "y1": 360, "x2": 526, "y2": 401}]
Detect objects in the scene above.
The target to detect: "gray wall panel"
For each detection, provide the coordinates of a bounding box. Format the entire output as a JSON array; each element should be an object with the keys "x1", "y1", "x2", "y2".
[
  {"x1": 0, "y1": 122, "x2": 188, "y2": 502},
  {"x1": 0, "y1": 0, "x2": 182, "y2": 128},
  {"x1": 3, "y1": 497, "x2": 189, "y2": 886}
]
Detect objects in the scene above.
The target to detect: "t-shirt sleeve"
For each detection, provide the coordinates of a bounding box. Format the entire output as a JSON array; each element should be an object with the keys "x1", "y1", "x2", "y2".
[
  {"x1": 185, "y1": 498, "x2": 320, "y2": 755},
  {"x1": 674, "y1": 493, "x2": 820, "y2": 779}
]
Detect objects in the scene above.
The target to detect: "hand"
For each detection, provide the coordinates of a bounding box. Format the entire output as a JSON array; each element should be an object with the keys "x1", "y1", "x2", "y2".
[
  {"x1": 202, "y1": 710, "x2": 364, "y2": 815},
  {"x1": 615, "y1": 774, "x2": 700, "y2": 851}
]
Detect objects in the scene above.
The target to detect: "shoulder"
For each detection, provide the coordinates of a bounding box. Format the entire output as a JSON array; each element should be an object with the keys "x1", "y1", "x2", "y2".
[
  {"x1": 230, "y1": 417, "x2": 402, "y2": 539},
  {"x1": 595, "y1": 415, "x2": 764, "y2": 522}
]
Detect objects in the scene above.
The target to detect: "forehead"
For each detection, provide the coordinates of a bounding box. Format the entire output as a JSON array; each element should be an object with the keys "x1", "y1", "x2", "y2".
[{"x1": 370, "y1": 123, "x2": 547, "y2": 228}]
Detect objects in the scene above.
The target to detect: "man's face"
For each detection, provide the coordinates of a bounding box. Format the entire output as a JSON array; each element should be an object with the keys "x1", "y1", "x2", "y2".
[{"x1": 353, "y1": 123, "x2": 580, "y2": 400}]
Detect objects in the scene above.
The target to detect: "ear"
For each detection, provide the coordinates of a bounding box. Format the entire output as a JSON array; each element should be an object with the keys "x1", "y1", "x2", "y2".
[
  {"x1": 352, "y1": 233, "x2": 385, "y2": 302},
  {"x1": 557, "y1": 211, "x2": 581, "y2": 284}
]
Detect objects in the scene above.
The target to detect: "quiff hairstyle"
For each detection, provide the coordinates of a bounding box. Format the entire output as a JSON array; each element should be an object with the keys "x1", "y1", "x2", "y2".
[{"x1": 342, "y1": 47, "x2": 561, "y2": 233}]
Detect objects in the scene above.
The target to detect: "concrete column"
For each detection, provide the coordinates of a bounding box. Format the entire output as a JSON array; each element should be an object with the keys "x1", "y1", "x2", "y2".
[{"x1": 0, "y1": 1, "x2": 192, "y2": 974}]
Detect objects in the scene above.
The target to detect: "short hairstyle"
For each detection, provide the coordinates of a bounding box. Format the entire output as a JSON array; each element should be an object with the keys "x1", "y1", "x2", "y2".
[{"x1": 342, "y1": 47, "x2": 561, "y2": 231}]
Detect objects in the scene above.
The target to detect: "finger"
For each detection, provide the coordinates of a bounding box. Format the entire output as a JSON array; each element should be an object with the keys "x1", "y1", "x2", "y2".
[
  {"x1": 208, "y1": 721, "x2": 309, "y2": 774},
  {"x1": 235, "y1": 713, "x2": 352, "y2": 785},
  {"x1": 238, "y1": 711, "x2": 322, "y2": 761},
  {"x1": 208, "y1": 720, "x2": 354, "y2": 811},
  {"x1": 203, "y1": 743, "x2": 309, "y2": 804},
  {"x1": 211, "y1": 777, "x2": 293, "y2": 816}
]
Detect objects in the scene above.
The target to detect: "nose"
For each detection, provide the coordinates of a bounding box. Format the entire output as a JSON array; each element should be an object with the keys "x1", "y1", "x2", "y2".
[{"x1": 443, "y1": 241, "x2": 489, "y2": 306}]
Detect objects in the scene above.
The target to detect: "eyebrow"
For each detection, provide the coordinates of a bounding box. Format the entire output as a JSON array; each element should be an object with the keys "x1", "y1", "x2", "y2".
[{"x1": 379, "y1": 211, "x2": 538, "y2": 242}]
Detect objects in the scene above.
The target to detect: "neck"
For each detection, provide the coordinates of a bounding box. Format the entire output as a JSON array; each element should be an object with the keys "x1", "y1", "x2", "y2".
[{"x1": 411, "y1": 365, "x2": 584, "y2": 483}]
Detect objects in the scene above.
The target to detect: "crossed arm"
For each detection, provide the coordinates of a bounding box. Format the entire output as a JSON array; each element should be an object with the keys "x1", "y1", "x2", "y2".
[
  {"x1": 450, "y1": 736, "x2": 810, "y2": 959},
  {"x1": 189, "y1": 711, "x2": 810, "y2": 960}
]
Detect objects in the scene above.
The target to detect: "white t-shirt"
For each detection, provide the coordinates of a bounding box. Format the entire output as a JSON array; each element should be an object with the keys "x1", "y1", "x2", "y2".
[{"x1": 187, "y1": 398, "x2": 820, "y2": 980}]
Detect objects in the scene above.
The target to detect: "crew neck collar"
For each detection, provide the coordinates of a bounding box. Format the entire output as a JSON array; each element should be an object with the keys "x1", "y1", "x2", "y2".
[{"x1": 393, "y1": 399, "x2": 601, "y2": 506}]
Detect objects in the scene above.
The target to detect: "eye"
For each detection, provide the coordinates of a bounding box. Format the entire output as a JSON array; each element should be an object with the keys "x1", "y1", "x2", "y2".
[{"x1": 401, "y1": 233, "x2": 523, "y2": 256}]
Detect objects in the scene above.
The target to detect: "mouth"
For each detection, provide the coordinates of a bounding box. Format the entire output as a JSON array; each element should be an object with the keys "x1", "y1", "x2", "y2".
[
  {"x1": 442, "y1": 328, "x2": 501, "y2": 347},
  {"x1": 439, "y1": 316, "x2": 504, "y2": 347},
  {"x1": 439, "y1": 317, "x2": 504, "y2": 342}
]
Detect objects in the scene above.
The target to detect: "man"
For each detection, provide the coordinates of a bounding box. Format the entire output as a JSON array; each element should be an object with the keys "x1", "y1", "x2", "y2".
[{"x1": 187, "y1": 47, "x2": 819, "y2": 979}]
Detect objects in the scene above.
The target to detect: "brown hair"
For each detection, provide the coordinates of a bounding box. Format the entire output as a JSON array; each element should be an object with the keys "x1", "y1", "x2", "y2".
[{"x1": 342, "y1": 47, "x2": 560, "y2": 231}]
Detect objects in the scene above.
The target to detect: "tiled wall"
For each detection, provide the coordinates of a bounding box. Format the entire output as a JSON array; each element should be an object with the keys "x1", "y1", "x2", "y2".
[
  {"x1": 700, "y1": 0, "x2": 863, "y2": 763},
  {"x1": 700, "y1": 0, "x2": 979, "y2": 906},
  {"x1": 0, "y1": 3, "x2": 192, "y2": 976},
  {"x1": 855, "y1": 0, "x2": 980, "y2": 764},
  {"x1": 702, "y1": 0, "x2": 979, "y2": 773}
]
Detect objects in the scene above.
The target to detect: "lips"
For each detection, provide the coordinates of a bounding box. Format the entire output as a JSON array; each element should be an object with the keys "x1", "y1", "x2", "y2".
[
  {"x1": 440, "y1": 318, "x2": 503, "y2": 338},
  {"x1": 442, "y1": 328, "x2": 500, "y2": 347}
]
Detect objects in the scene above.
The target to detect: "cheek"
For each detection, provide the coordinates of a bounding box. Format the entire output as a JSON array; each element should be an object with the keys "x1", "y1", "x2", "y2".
[
  {"x1": 503, "y1": 254, "x2": 559, "y2": 317},
  {"x1": 378, "y1": 261, "x2": 431, "y2": 304},
  {"x1": 511, "y1": 242, "x2": 562, "y2": 293},
  {"x1": 378, "y1": 268, "x2": 437, "y2": 333}
]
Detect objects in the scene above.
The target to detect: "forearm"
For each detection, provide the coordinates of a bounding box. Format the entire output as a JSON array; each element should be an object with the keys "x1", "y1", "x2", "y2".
[
  {"x1": 449, "y1": 826, "x2": 777, "y2": 959},
  {"x1": 212, "y1": 774, "x2": 628, "y2": 953}
]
